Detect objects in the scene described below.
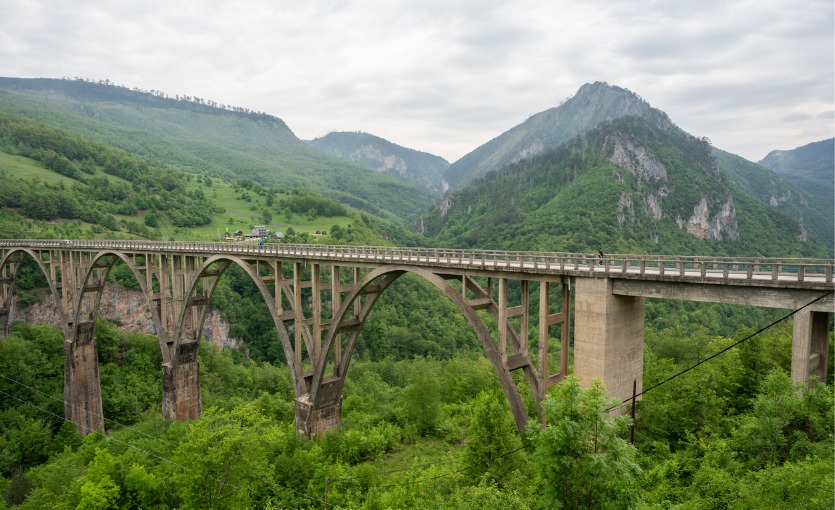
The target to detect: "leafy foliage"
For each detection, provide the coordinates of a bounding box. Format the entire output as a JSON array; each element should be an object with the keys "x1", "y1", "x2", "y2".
[
  {"x1": 714, "y1": 147, "x2": 833, "y2": 248},
  {"x1": 1, "y1": 319, "x2": 832, "y2": 508},
  {"x1": 530, "y1": 377, "x2": 642, "y2": 509},
  {"x1": 0, "y1": 113, "x2": 220, "y2": 234}
]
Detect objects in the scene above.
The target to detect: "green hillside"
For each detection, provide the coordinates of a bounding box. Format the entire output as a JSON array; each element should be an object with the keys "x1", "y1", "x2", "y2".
[
  {"x1": 0, "y1": 77, "x2": 434, "y2": 223},
  {"x1": 442, "y1": 82, "x2": 661, "y2": 191},
  {"x1": 0, "y1": 78, "x2": 832, "y2": 509},
  {"x1": 0, "y1": 113, "x2": 421, "y2": 246}
]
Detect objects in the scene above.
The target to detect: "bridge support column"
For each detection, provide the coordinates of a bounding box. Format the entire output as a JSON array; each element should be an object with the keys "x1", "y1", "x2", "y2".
[
  {"x1": 0, "y1": 308, "x2": 9, "y2": 337},
  {"x1": 294, "y1": 395, "x2": 342, "y2": 437},
  {"x1": 64, "y1": 322, "x2": 105, "y2": 434},
  {"x1": 573, "y1": 277, "x2": 644, "y2": 408},
  {"x1": 161, "y1": 342, "x2": 202, "y2": 420},
  {"x1": 791, "y1": 310, "x2": 831, "y2": 384}
]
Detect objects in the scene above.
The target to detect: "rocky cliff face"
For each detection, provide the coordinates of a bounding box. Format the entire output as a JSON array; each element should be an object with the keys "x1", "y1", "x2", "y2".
[
  {"x1": 675, "y1": 195, "x2": 740, "y2": 241},
  {"x1": 11, "y1": 283, "x2": 241, "y2": 350},
  {"x1": 607, "y1": 131, "x2": 739, "y2": 242}
]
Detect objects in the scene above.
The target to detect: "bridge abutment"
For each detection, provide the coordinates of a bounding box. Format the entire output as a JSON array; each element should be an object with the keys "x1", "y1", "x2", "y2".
[
  {"x1": 161, "y1": 342, "x2": 202, "y2": 421},
  {"x1": 792, "y1": 310, "x2": 831, "y2": 384},
  {"x1": 573, "y1": 277, "x2": 644, "y2": 408},
  {"x1": 64, "y1": 322, "x2": 105, "y2": 434}
]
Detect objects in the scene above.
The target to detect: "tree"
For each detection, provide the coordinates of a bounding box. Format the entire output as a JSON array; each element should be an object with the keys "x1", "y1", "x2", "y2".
[
  {"x1": 174, "y1": 405, "x2": 278, "y2": 509},
  {"x1": 4, "y1": 469, "x2": 33, "y2": 507},
  {"x1": 463, "y1": 390, "x2": 523, "y2": 486},
  {"x1": 530, "y1": 376, "x2": 641, "y2": 509},
  {"x1": 143, "y1": 211, "x2": 159, "y2": 228},
  {"x1": 402, "y1": 359, "x2": 442, "y2": 436}
]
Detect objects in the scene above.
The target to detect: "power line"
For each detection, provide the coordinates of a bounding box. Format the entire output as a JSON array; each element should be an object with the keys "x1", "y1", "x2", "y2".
[
  {"x1": 0, "y1": 387, "x2": 190, "y2": 469},
  {"x1": 0, "y1": 372, "x2": 180, "y2": 448},
  {"x1": 4, "y1": 290, "x2": 829, "y2": 500},
  {"x1": 606, "y1": 289, "x2": 833, "y2": 413}
]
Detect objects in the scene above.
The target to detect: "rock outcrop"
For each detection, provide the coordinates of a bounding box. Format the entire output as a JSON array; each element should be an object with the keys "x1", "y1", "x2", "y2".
[{"x1": 10, "y1": 283, "x2": 241, "y2": 349}]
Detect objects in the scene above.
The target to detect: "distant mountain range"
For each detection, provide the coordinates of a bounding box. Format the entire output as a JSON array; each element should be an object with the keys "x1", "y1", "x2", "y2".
[
  {"x1": 0, "y1": 76, "x2": 830, "y2": 256},
  {"x1": 305, "y1": 132, "x2": 449, "y2": 197},
  {"x1": 312, "y1": 81, "x2": 831, "y2": 252},
  {"x1": 420, "y1": 113, "x2": 831, "y2": 257},
  {"x1": 758, "y1": 138, "x2": 833, "y2": 206}
]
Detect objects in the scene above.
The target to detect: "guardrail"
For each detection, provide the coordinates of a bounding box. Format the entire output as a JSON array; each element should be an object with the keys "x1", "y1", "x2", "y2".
[{"x1": 1, "y1": 239, "x2": 833, "y2": 284}]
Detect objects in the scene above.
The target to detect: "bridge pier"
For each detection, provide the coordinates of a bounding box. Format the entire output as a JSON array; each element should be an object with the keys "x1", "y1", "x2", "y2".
[
  {"x1": 792, "y1": 310, "x2": 831, "y2": 384},
  {"x1": 294, "y1": 395, "x2": 342, "y2": 437},
  {"x1": 573, "y1": 277, "x2": 644, "y2": 408},
  {"x1": 161, "y1": 341, "x2": 202, "y2": 421},
  {"x1": 64, "y1": 322, "x2": 105, "y2": 434}
]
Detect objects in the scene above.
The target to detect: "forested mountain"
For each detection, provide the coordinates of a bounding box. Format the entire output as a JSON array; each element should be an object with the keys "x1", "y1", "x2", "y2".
[
  {"x1": 0, "y1": 77, "x2": 433, "y2": 223},
  {"x1": 442, "y1": 81, "x2": 661, "y2": 191},
  {"x1": 306, "y1": 131, "x2": 449, "y2": 197},
  {"x1": 712, "y1": 147, "x2": 833, "y2": 248},
  {"x1": 758, "y1": 138, "x2": 834, "y2": 205},
  {"x1": 422, "y1": 115, "x2": 831, "y2": 258}
]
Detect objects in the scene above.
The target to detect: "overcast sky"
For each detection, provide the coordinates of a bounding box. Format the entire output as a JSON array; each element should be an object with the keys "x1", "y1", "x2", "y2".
[{"x1": 1, "y1": 0, "x2": 832, "y2": 163}]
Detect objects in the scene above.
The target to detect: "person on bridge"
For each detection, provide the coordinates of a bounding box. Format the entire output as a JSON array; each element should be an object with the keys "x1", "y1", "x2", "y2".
[{"x1": 598, "y1": 248, "x2": 604, "y2": 265}]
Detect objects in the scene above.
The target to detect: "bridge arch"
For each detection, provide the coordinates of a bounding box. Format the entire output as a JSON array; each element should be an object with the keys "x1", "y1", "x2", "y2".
[
  {"x1": 0, "y1": 248, "x2": 66, "y2": 336},
  {"x1": 73, "y1": 251, "x2": 161, "y2": 335},
  {"x1": 178, "y1": 254, "x2": 305, "y2": 396},
  {"x1": 301, "y1": 265, "x2": 530, "y2": 437}
]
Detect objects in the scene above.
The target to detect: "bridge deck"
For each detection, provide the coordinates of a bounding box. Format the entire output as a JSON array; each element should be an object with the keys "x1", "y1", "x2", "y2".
[{"x1": 2, "y1": 239, "x2": 831, "y2": 289}]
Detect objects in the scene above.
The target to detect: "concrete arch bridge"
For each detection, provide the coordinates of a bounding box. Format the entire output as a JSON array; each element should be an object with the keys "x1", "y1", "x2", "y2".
[{"x1": 0, "y1": 240, "x2": 832, "y2": 437}]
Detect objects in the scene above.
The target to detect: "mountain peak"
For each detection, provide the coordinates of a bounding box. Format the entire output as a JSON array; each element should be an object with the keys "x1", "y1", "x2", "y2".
[{"x1": 442, "y1": 82, "x2": 669, "y2": 191}]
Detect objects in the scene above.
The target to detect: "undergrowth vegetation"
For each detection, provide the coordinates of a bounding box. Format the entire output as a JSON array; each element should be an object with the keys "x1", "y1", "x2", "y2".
[{"x1": 1, "y1": 318, "x2": 831, "y2": 508}]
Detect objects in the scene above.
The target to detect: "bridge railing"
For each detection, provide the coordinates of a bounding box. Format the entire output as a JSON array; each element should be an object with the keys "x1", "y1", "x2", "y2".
[{"x1": 1, "y1": 240, "x2": 832, "y2": 283}]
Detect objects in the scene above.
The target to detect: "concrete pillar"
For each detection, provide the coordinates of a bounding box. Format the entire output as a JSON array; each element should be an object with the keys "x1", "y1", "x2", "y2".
[
  {"x1": 573, "y1": 277, "x2": 644, "y2": 407},
  {"x1": 161, "y1": 341, "x2": 202, "y2": 420},
  {"x1": 792, "y1": 310, "x2": 831, "y2": 384},
  {"x1": 0, "y1": 308, "x2": 9, "y2": 337},
  {"x1": 64, "y1": 322, "x2": 105, "y2": 435},
  {"x1": 294, "y1": 395, "x2": 342, "y2": 437}
]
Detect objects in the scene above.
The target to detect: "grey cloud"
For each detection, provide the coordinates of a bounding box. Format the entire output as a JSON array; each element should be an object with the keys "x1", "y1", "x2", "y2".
[
  {"x1": 1, "y1": 0, "x2": 832, "y2": 163},
  {"x1": 783, "y1": 112, "x2": 812, "y2": 122}
]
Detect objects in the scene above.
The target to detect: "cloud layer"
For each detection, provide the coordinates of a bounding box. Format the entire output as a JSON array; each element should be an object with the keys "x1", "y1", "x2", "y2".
[{"x1": 1, "y1": 0, "x2": 832, "y2": 162}]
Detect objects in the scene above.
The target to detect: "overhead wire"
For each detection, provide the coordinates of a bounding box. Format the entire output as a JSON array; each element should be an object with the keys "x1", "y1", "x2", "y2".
[
  {"x1": 605, "y1": 289, "x2": 833, "y2": 413},
  {"x1": 0, "y1": 372, "x2": 179, "y2": 448},
  {"x1": 340, "y1": 289, "x2": 834, "y2": 488}
]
